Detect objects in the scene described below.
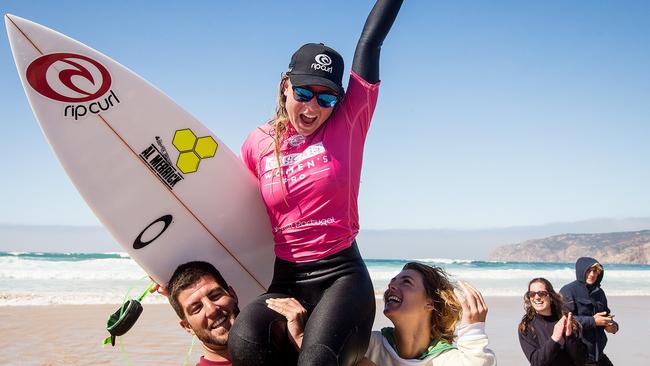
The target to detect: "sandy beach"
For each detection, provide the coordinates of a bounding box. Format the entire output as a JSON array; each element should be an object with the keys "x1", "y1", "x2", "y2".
[{"x1": 0, "y1": 296, "x2": 647, "y2": 365}]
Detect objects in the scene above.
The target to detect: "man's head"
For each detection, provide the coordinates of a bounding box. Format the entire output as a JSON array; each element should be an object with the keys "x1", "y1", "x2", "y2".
[
  {"x1": 575, "y1": 257, "x2": 604, "y2": 286},
  {"x1": 168, "y1": 261, "x2": 239, "y2": 349},
  {"x1": 585, "y1": 263, "x2": 603, "y2": 285}
]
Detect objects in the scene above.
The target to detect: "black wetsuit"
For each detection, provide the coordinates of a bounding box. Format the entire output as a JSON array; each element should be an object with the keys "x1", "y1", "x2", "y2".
[{"x1": 227, "y1": 1, "x2": 403, "y2": 365}]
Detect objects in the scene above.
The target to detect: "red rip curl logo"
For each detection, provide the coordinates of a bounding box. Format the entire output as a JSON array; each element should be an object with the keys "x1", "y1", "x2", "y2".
[{"x1": 26, "y1": 53, "x2": 112, "y2": 103}]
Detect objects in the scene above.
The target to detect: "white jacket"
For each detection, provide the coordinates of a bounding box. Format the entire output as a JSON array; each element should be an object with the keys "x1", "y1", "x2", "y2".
[{"x1": 364, "y1": 323, "x2": 497, "y2": 366}]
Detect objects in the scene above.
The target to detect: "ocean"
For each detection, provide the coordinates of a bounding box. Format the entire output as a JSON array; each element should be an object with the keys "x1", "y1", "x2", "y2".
[{"x1": 1, "y1": 251, "x2": 649, "y2": 306}]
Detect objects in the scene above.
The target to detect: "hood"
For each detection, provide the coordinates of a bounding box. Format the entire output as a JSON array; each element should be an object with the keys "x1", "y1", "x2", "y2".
[{"x1": 575, "y1": 256, "x2": 603, "y2": 286}]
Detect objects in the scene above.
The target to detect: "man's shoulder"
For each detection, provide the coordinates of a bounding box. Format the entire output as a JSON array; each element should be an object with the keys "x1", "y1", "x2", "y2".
[{"x1": 560, "y1": 280, "x2": 581, "y2": 294}]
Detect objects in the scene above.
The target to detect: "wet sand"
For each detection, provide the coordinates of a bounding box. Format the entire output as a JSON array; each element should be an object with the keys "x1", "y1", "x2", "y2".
[{"x1": 0, "y1": 296, "x2": 646, "y2": 365}]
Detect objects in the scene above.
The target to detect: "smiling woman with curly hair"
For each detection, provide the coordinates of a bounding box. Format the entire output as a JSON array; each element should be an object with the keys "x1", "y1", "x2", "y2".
[{"x1": 358, "y1": 262, "x2": 496, "y2": 366}]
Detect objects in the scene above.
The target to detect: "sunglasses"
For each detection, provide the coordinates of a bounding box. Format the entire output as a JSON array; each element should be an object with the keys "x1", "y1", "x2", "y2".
[
  {"x1": 292, "y1": 86, "x2": 339, "y2": 108},
  {"x1": 527, "y1": 290, "x2": 549, "y2": 298}
]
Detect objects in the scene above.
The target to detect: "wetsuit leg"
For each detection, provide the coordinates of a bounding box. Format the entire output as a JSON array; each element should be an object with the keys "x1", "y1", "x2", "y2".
[
  {"x1": 298, "y1": 263, "x2": 375, "y2": 366},
  {"x1": 228, "y1": 293, "x2": 298, "y2": 366}
]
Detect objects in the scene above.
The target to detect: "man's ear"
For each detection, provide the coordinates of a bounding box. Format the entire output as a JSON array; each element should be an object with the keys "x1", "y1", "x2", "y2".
[
  {"x1": 179, "y1": 319, "x2": 195, "y2": 335},
  {"x1": 228, "y1": 286, "x2": 238, "y2": 304}
]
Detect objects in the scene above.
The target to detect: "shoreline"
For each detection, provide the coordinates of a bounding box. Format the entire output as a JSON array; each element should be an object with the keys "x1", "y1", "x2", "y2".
[{"x1": 1, "y1": 296, "x2": 647, "y2": 365}]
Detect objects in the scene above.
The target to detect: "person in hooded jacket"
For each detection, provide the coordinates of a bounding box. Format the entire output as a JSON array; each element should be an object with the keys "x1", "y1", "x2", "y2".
[{"x1": 560, "y1": 257, "x2": 619, "y2": 366}]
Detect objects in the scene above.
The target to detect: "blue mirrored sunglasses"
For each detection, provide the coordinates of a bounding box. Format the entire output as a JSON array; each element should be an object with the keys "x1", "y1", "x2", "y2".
[{"x1": 292, "y1": 86, "x2": 339, "y2": 108}]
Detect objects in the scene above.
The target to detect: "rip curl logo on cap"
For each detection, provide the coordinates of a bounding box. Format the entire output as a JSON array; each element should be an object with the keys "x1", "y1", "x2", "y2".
[
  {"x1": 311, "y1": 54, "x2": 333, "y2": 74},
  {"x1": 314, "y1": 54, "x2": 332, "y2": 66},
  {"x1": 26, "y1": 53, "x2": 112, "y2": 103}
]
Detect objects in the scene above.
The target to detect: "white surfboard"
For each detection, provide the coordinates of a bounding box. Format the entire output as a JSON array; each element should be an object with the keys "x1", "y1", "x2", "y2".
[{"x1": 5, "y1": 14, "x2": 274, "y2": 305}]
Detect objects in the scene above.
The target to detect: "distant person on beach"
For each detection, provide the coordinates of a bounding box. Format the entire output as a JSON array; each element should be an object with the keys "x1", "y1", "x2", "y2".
[
  {"x1": 560, "y1": 257, "x2": 619, "y2": 366},
  {"x1": 158, "y1": 261, "x2": 306, "y2": 366},
  {"x1": 518, "y1": 277, "x2": 586, "y2": 366},
  {"x1": 231, "y1": 1, "x2": 403, "y2": 365},
  {"x1": 357, "y1": 262, "x2": 496, "y2": 366}
]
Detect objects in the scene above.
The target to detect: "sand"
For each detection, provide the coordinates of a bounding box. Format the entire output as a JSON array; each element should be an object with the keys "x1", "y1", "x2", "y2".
[{"x1": 0, "y1": 296, "x2": 647, "y2": 366}]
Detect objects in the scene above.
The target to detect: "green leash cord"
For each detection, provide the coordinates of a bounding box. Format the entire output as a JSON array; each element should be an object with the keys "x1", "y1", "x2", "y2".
[
  {"x1": 182, "y1": 336, "x2": 197, "y2": 366},
  {"x1": 103, "y1": 280, "x2": 198, "y2": 366}
]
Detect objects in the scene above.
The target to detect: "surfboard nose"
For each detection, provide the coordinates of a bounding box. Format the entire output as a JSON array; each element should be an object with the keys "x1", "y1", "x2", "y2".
[
  {"x1": 5, "y1": 13, "x2": 18, "y2": 26},
  {"x1": 5, "y1": 14, "x2": 24, "y2": 39},
  {"x1": 5, "y1": 14, "x2": 34, "y2": 30}
]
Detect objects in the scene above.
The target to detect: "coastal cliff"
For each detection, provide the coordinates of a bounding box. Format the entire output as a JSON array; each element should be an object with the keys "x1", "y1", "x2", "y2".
[{"x1": 489, "y1": 230, "x2": 650, "y2": 264}]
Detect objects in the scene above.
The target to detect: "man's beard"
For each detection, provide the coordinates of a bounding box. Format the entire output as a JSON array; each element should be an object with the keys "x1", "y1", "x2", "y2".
[{"x1": 193, "y1": 312, "x2": 236, "y2": 348}]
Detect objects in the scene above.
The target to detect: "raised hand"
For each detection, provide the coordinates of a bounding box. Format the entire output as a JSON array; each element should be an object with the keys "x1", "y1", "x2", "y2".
[
  {"x1": 564, "y1": 312, "x2": 573, "y2": 337},
  {"x1": 455, "y1": 281, "x2": 488, "y2": 325}
]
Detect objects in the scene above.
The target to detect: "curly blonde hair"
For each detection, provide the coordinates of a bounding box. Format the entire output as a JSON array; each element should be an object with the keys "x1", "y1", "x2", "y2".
[
  {"x1": 402, "y1": 262, "x2": 462, "y2": 344},
  {"x1": 267, "y1": 74, "x2": 290, "y2": 174}
]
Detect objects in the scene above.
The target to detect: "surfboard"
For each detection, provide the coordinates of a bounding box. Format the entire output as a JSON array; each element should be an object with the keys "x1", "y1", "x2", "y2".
[{"x1": 5, "y1": 14, "x2": 274, "y2": 305}]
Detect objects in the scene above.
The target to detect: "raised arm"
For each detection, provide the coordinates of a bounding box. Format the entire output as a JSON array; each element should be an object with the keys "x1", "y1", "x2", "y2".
[{"x1": 352, "y1": 0, "x2": 404, "y2": 83}]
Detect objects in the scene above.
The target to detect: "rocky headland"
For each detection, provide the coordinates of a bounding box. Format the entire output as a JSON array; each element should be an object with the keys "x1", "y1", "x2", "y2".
[{"x1": 489, "y1": 230, "x2": 650, "y2": 264}]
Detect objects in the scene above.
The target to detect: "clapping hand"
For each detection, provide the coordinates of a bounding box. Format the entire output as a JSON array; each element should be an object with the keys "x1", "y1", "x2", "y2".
[
  {"x1": 552, "y1": 312, "x2": 575, "y2": 343},
  {"x1": 551, "y1": 315, "x2": 567, "y2": 343}
]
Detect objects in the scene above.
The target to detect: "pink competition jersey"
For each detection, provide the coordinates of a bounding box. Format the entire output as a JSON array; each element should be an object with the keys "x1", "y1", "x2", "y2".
[{"x1": 241, "y1": 72, "x2": 380, "y2": 262}]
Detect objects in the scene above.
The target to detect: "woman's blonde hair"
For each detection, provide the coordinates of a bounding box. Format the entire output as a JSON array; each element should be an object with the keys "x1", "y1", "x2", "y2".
[
  {"x1": 258, "y1": 74, "x2": 290, "y2": 181},
  {"x1": 402, "y1": 262, "x2": 462, "y2": 344}
]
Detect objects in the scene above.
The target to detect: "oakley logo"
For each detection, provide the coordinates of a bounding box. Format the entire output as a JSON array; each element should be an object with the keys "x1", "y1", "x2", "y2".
[
  {"x1": 311, "y1": 53, "x2": 333, "y2": 73},
  {"x1": 26, "y1": 53, "x2": 112, "y2": 103},
  {"x1": 133, "y1": 215, "x2": 173, "y2": 250}
]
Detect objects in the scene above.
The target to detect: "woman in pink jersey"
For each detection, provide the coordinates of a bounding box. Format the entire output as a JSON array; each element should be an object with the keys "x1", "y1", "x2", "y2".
[{"x1": 228, "y1": 1, "x2": 403, "y2": 365}]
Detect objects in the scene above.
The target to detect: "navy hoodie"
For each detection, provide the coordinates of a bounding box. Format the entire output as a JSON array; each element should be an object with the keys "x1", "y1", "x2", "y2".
[{"x1": 559, "y1": 257, "x2": 618, "y2": 363}]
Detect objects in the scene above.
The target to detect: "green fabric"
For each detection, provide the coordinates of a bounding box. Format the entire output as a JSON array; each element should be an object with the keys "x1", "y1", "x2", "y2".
[
  {"x1": 381, "y1": 327, "x2": 456, "y2": 360},
  {"x1": 102, "y1": 336, "x2": 112, "y2": 346}
]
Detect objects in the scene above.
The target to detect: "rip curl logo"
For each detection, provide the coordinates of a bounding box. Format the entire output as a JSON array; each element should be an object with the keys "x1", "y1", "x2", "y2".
[
  {"x1": 311, "y1": 53, "x2": 333, "y2": 73},
  {"x1": 287, "y1": 134, "x2": 306, "y2": 147},
  {"x1": 27, "y1": 53, "x2": 111, "y2": 102},
  {"x1": 25, "y1": 53, "x2": 120, "y2": 120}
]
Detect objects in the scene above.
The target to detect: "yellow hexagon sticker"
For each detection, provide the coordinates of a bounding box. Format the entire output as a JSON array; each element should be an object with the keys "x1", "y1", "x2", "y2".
[
  {"x1": 176, "y1": 151, "x2": 201, "y2": 174},
  {"x1": 172, "y1": 128, "x2": 217, "y2": 174},
  {"x1": 195, "y1": 136, "x2": 218, "y2": 158},
  {"x1": 172, "y1": 129, "x2": 197, "y2": 152}
]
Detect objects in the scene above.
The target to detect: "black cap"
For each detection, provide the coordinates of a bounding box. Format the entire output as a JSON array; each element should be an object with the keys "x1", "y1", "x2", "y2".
[{"x1": 287, "y1": 43, "x2": 344, "y2": 96}]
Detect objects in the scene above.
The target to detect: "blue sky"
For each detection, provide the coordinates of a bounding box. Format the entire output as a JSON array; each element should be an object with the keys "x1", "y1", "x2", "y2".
[{"x1": 1, "y1": 1, "x2": 649, "y2": 230}]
